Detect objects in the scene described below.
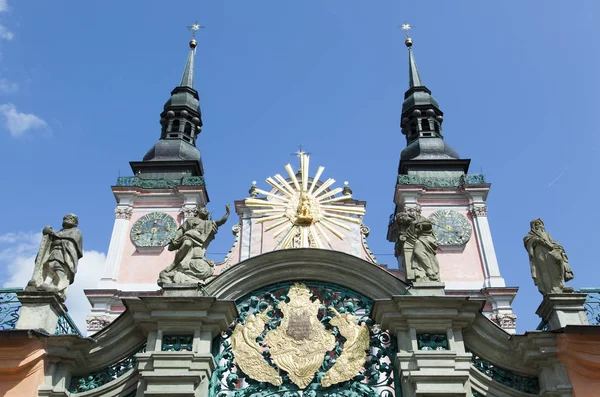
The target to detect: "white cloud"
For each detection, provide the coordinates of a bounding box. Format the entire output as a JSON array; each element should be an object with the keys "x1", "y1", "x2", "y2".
[
  {"x1": 0, "y1": 103, "x2": 47, "y2": 137},
  {"x1": 0, "y1": 24, "x2": 12, "y2": 41},
  {"x1": 0, "y1": 0, "x2": 7, "y2": 13},
  {"x1": 0, "y1": 78, "x2": 18, "y2": 93},
  {"x1": 1, "y1": 231, "x2": 106, "y2": 333}
]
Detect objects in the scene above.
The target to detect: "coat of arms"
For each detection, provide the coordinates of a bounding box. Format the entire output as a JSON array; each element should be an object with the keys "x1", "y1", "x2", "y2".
[{"x1": 231, "y1": 283, "x2": 370, "y2": 389}]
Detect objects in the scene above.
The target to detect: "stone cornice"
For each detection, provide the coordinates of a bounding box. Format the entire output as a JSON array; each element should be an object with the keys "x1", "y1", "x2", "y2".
[
  {"x1": 205, "y1": 248, "x2": 409, "y2": 300},
  {"x1": 371, "y1": 295, "x2": 485, "y2": 332}
]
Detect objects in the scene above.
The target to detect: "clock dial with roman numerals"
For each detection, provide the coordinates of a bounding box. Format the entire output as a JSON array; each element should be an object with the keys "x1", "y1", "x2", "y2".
[
  {"x1": 428, "y1": 209, "x2": 472, "y2": 246},
  {"x1": 130, "y1": 212, "x2": 177, "y2": 247}
]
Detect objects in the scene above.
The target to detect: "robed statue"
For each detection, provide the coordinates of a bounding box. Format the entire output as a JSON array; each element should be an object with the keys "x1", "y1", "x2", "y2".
[
  {"x1": 159, "y1": 205, "x2": 230, "y2": 285},
  {"x1": 524, "y1": 218, "x2": 574, "y2": 295},
  {"x1": 395, "y1": 209, "x2": 440, "y2": 283},
  {"x1": 25, "y1": 214, "x2": 83, "y2": 301}
]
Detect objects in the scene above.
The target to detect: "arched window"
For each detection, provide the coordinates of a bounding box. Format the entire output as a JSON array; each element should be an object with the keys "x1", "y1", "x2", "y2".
[
  {"x1": 421, "y1": 118, "x2": 430, "y2": 132},
  {"x1": 184, "y1": 122, "x2": 192, "y2": 135},
  {"x1": 171, "y1": 120, "x2": 180, "y2": 133}
]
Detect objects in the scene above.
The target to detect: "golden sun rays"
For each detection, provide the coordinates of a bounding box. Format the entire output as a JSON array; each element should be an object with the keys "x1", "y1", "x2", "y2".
[{"x1": 245, "y1": 152, "x2": 365, "y2": 249}]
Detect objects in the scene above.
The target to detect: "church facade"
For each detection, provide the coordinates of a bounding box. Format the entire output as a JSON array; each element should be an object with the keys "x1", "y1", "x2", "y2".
[{"x1": 0, "y1": 31, "x2": 598, "y2": 397}]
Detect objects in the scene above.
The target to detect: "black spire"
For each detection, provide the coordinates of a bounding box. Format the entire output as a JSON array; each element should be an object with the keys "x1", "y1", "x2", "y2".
[
  {"x1": 398, "y1": 35, "x2": 469, "y2": 174},
  {"x1": 131, "y1": 38, "x2": 204, "y2": 177}
]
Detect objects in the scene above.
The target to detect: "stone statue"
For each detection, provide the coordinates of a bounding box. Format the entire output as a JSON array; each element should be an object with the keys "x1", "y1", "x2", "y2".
[
  {"x1": 395, "y1": 209, "x2": 440, "y2": 283},
  {"x1": 524, "y1": 218, "x2": 574, "y2": 295},
  {"x1": 159, "y1": 205, "x2": 230, "y2": 285},
  {"x1": 25, "y1": 214, "x2": 83, "y2": 301}
]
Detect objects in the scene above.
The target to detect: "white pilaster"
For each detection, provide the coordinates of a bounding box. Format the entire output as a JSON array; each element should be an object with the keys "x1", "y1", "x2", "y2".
[
  {"x1": 97, "y1": 206, "x2": 132, "y2": 288},
  {"x1": 471, "y1": 205, "x2": 505, "y2": 288}
]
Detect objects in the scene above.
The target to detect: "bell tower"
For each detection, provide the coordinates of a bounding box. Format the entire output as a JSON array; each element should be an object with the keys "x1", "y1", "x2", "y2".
[
  {"x1": 387, "y1": 27, "x2": 518, "y2": 333},
  {"x1": 84, "y1": 32, "x2": 210, "y2": 335}
]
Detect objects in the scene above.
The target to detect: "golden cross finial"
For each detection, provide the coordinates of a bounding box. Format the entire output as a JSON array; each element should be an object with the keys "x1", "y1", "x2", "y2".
[
  {"x1": 187, "y1": 22, "x2": 204, "y2": 39},
  {"x1": 293, "y1": 145, "x2": 311, "y2": 158}
]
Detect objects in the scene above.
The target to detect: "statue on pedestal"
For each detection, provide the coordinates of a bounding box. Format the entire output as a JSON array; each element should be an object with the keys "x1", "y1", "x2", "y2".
[
  {"x1": 395, "y1": 209, "x2": 440, "y2": 283},
  {"x1": 159, "y1": 205, "x2": 230, "y2": 285},
  {"x1": 524, "y1": 218, "x2": 574, "y2": 295},
  {"x1": 25, "y1": 214, "x2": 83, "y2": 301}
]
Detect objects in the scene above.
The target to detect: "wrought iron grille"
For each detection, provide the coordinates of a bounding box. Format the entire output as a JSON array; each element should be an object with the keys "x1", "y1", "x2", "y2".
[
  {"x1": 69, "y1": 344, "x2": 147, "y2": 393},
  {"x1": 209, "y1": 281, "x2": 400, "y2": 397},
  {"x1": 470, "y1": 352, "x2": 539, "y2": 394},
  {"x1": 580, "y1": 288, "x2": 600, "y2": 325},
  {"x1": 0, "y1": 289, "x2": 21, "y2": 330},
  {"x1": 162, "y1": 335, "x2": 194, "y2": 351}
]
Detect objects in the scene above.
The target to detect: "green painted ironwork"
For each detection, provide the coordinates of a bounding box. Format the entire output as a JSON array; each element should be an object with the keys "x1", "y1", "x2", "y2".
[
  {"x1": 580, "y1": 288, "x2": 600, "y2": 325},
  {"x1": 416, "y1": 333, "x2": 448, "y2": 351},
  {"x1": 209, "y1": 281, "x2": 401, "y2": 397},
  {"x1": 69, "y1": 344, "x2": 147, "y2": 393},
  {"x1": 472, "y1": 391, "x2": 484, "y2": 397},
  {"x1": 397, "y1": 174, "x2": 485, "y2": 187},
  {"x1": 536, "y1": 320, "x2": 549, "y2": 331},
  {"x1": 0, "y1": 289, "x2": 21, "y2": 330},
  {"x1": 55, "y1": 314, "x2": 82, "y2": 336},
  {"x1": 162, "y1": 335, "x2": 193, "y2": 351},
  {"x1": 470, "y1": 352, "x2": 539, "y2": 394},
  {"x1": 116, "y1": 175, "x2": 205, "y2": 189}
]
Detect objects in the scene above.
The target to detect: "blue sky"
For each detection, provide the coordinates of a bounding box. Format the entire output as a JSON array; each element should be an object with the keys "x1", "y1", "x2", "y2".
[{"x1": 0, "y1": 0, "x2": 599, "y2": 332}]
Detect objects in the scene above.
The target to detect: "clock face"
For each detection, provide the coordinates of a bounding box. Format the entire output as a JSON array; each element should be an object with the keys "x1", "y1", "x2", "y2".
[
  {"x1": 428, "y1": 209, "x2": 472, "y2": 246},
  {"x1": 130, "y1": 212, "x2": 177, "y2": 247}
]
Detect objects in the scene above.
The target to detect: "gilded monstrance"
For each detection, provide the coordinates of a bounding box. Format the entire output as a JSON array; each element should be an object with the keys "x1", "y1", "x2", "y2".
[{"x1": 245, "y1": 152, "x2": 365, "y2": 249}]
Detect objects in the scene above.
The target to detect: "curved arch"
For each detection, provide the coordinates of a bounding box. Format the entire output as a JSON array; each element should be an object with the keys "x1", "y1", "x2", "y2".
[{"x1": 206, "y1": 248, "x2": 409, "y2": 301}]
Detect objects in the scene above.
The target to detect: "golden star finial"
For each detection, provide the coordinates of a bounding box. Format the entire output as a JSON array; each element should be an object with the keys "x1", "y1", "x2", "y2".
[
  {"x1": 400, "y1": 22, "x2": 413, "y2": 47},
  {"x1": 187, "y1": 22, "x2": 204, "y2": 39}
]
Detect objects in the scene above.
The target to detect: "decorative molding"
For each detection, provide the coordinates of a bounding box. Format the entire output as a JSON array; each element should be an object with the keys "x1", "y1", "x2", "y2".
[
  {"x1": 470, "y1": 205, "x2": 488, "y2": 217},
  {"x1": 115, "y1": 175, "x2": 205, "y2": 189},
  {"x1": 222, "y1": 224, "x2": 242, "y2": 270},
  {"x1": 360, "y1": 225, "x2": 378, "y2": 264},
  {"x1": 489, "y1": 313, "x2": 517, "y2": 330},
  {"x1": 114, "y1": 207, "x2": 133, "y2": 220},
  {"x1": 86, "y1": 315, "x2": 113, "y2": 332},
  {"x1": 397, "y1": 173, "x2": 485, "y2": 187}
]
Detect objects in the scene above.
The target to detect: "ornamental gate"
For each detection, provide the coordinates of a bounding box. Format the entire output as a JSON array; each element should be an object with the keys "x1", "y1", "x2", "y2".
[{"x1": 209, "y1": 282, "x2": 400, "y2": 397}]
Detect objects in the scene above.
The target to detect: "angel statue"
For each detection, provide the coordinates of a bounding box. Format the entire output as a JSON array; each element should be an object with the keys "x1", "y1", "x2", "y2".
[
  {"x1": 524, "y1": 218, "x2": 574, "y2": 295},
  {"x1": 158, "y1": 205, "x2": 230, "y2": 285},
  {"x1": 25, "y1": 214, "x2": 83, "y2": 301},
  {"x1": 395, "y1": 209, "x2": 440, "y2": 283}
]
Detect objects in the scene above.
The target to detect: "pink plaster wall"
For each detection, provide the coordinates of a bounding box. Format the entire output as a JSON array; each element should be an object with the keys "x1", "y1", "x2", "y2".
[
  {"x1": 0, "y1": 338, "x2": 46, "y2": 397},
  {"x1": 117, "y1": 210, "x2": 179, "y2": 285},
  {"x1": 420, "y1": 208, "x2": 485, "y2": 285}
]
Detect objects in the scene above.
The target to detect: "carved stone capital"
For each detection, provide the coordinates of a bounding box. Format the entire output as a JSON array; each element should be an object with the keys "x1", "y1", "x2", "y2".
[
  {"x1": 114, "y1": 206, "x2": 133, "y2": 220},
  {"x1": 490, "y1": 313, "x2": 517, "y2": 330},
  {"x1": 470, "y1": 205, "x2": 488, "y2": 217},
  {"x1": 86, "y1": 315, "x2": 113, "y2": 332},
  {"x1": 180, "y1": 206, "x2": 198, "y2": 220},
  {"x1": 404, "y1": 205, "x2": 422, "y2": 218}
]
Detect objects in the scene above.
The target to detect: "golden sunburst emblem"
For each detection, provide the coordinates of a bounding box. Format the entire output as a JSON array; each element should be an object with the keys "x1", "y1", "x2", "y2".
[{"x1": 245, "y1": 151, "x2": 365, "y2": 249}]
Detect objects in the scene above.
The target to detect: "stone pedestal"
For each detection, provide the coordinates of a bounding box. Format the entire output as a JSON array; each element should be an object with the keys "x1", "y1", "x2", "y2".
[
  {"x1": 161, "y1": 283, "x2": 207, "y2": 297},
  {"x1": 409, "y1": 282, "x2": 446, "y2": 296},
  {"x1": 15, "y1": 291, "x2": 67, "y2": 333},
  {"x1": 372, "y1": 296, "x2": 484, "y2": 397},
  {"x1": 137, "y1": 352, "x2": 214, "y2": 397},
  {"x1": 536, "y1": 293, "x2": 589, "y2": 330}
]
